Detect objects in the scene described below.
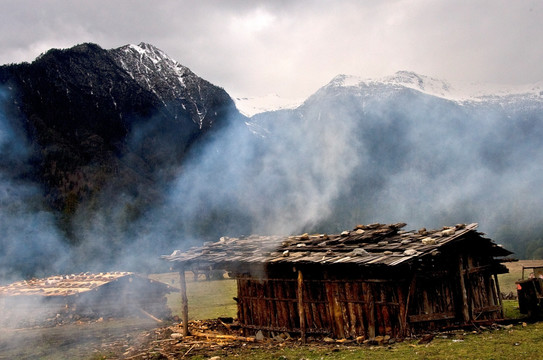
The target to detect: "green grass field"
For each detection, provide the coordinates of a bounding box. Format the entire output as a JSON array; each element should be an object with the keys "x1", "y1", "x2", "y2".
[
  {"x1": 201, "y1": 321, "x2": 543, "y2": 360},
  {"x1": 149, "y1": 272, "x2": 238, "y2": 320}
]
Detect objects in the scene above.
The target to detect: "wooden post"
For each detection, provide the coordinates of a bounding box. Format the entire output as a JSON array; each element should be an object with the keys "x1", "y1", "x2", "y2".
[
  {"x1": 179, "y1": 266, "x2": 190, "y2": 336},
  {"x1": 297, "y1": 269, "x2": 306, "y2": 343},
  {"x1": 458, "y1": 256, "x2": 470, "y2": 323}
]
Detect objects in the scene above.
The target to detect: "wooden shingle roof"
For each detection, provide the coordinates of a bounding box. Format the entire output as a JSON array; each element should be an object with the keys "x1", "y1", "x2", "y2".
[
  {"x1": 163, "y1": 223, "x2": 512, "y2": 269},
  {"x1": 0, "y1": 272, "x2": 171, "y2": 297}
]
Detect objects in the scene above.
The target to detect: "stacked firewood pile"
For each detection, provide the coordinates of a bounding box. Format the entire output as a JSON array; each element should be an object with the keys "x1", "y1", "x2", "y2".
[{"x1": 120, "y1": 318, "x2": 262, "y2": 359}]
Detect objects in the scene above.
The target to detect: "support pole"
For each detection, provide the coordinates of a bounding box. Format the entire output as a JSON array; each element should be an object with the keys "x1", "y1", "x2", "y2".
[
  {"x1": 179, "y1": 266, "x2": 190, "y2": 336},
  {"x1": 297, "y1": 269, "x2": 306, "y2": 343}
]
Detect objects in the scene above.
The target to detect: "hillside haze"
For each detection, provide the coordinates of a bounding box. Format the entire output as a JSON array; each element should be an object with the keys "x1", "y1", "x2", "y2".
[
  {"x1": 0, "y1": 43, "x2": 240, "y2": 279},
  {"x1": 1, "y1": 44, "x2": 543, "y2": 281}
]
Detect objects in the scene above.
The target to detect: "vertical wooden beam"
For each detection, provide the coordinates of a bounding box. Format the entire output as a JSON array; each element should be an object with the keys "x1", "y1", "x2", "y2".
[
  {"x1": 179, "y1": 266, "x2": 190, "y2": 336},
  {"x1": 297, "y1": 269, "x2": 306, "y2": 343},
  {"x1": 458, "y1": 256, "x2": 470, "y2": 323}
]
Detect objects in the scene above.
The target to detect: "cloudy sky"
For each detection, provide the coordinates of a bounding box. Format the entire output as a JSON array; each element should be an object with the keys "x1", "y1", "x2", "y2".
[{"x1": 1, "y1": 0, "x2": 542, "y2": 99}]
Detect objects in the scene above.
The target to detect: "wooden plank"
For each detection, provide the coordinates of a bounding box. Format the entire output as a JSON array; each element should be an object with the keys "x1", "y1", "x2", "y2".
[
  {"x1": 404, "y1": 273, "x2": 417, "y2": 336},
  {"x1": 259, "y1": 280, "x2": 267, "y2": 328},
  {"x1": 240, "y1": 324, "x2": 329, "y2": 334},
  {"x1": 380, "y1": 286, "x2": 392, "y2": 335},
  {"x1": 297, "y1": 270, "x2": 306, "y2": 343},
  {"x1": 363, "y1": 282, "x2": 376, "y2": 339},
  {"x1": 397, "y1": 284, "x2": 406, "y2": 337},
  {"x1": 324, "y1": 281, "x2": 343, "y2": 338},
  {"x1": 333, "y1": 282, "x2": 346, "y2": 338},
  {"x1": 473, "y1": 305, "x2": 503, "y2": 314},
  {"x1": 307, "y1": 282, "x2": 322, "y2": 330},
  {"x1": 274, "y1": 278, "x2": 287, "y2": 329},
  {"x1": 344, "y1": 282, "x2": 358, "y2": 338}
]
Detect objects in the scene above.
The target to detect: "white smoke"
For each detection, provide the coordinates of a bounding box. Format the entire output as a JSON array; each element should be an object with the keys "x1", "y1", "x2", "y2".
[{"x1": 0, "y1": 88, "x2": 69, "y2": 283}]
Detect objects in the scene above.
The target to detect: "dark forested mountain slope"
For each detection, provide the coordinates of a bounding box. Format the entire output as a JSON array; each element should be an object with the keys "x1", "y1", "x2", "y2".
[{"x1": 0, "y1": 42, "x2": 239, "y2": 243}]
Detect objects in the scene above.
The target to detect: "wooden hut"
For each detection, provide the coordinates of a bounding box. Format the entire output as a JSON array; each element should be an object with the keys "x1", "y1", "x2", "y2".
[
  {"x1": 163, "y1": 223, "x2": 512, "y2": 340},
  {"x1": 0, "y1": 272, "x2": 173, "y2": 327}
]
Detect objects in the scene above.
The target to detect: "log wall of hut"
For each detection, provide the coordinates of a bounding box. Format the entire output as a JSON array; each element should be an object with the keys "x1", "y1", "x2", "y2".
[
  {"x1": 407, "y1": 246, "x2": 504, "y2": 333},
  {"x1": 234, "y1": 265, "x2": 408, "y2": 339},
  {"x1": 234, "y1": 252, "x2": 505, "y2": 339}
]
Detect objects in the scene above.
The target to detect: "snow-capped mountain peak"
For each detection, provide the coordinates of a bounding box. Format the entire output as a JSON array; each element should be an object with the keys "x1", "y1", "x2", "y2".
[
  {"x1": 115, "y1": 42, "x2": 190, "y2": 86},
  {"x1": 111, "y1": 43, "x2": 232, "y2": 128},
  {"x1": 326, "y1": 71, "x2": 543, "y2": 102},
  {"x1": 327, "y1": 71, "x2": 452, "y2": 98},
  {"x1": 233, "y1": 93, "x2": 303, "y2": 117},
  {"x1": 127, "y1": 42, "x2": 170, "y2": 64}
]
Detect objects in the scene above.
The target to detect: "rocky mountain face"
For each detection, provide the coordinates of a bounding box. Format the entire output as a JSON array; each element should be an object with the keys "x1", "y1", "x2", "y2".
[{"x1": 0, "y1": 43, "x2": 239, "y2": 243}]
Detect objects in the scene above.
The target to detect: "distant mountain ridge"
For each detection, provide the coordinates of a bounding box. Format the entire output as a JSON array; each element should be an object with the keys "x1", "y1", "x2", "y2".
[
  {"x1": 238, "y1": 69, "x2": 543, "y2": 260},
  {"x1": 234, "y1": 71, "x2": 543, "y2": 118},
  {"x1": 322, "y1": 71, "x2": 543, "y2": 103}
]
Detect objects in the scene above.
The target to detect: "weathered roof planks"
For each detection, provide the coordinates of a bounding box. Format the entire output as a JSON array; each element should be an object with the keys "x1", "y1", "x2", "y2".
[{"x1": 163, "y1": 223, "x2": 511, "y2": 269}]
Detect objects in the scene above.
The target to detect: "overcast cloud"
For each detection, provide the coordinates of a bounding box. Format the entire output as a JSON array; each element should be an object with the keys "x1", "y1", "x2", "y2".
[{"x1": 1, "y1": 0, "x2": 542, "y2": 99}]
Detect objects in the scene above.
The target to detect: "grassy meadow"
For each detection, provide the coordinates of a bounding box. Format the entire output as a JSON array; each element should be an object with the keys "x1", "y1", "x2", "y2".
[{"x1": 149, "y1": 271, "x2": 238, "y2": 320}]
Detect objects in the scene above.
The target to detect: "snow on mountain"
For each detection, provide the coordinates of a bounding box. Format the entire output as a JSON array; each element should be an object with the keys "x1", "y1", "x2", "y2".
[
  {"x1": 112, "y1": 43, "x2": 191, "y2": 96},
  {"x1": 111, "y1": 42, "x2": 229, "y2": 128},
  {"x1": 326, "y1": 71, "x2": 543, "y2": 103},
  {"x1": 233, "y1": 93, "x2": 303, "y2": 117}
]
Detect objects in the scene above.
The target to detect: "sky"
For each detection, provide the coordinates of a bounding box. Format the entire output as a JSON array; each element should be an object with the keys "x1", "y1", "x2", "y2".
[{"x1": 1, "y1": 0, "x2": 543, "y2": 100}]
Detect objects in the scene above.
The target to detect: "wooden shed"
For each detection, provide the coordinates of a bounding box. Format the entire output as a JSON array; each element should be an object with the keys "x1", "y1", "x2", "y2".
[
  {"x1": 163, "y1": 223, "x2": 512, "y2": 340},
  {"x1": 0, "y1": 272, "x2": 173, "y2": 327}
]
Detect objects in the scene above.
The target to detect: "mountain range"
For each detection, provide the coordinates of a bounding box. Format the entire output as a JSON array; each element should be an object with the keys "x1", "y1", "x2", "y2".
[{"x1": 1, "y1": 42, "x2": 542, "y2": 279}]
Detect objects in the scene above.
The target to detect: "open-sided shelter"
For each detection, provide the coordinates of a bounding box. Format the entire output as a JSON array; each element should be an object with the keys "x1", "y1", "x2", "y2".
[
  {"x1": 163, "y1": 223, "x2": 512, "y2": 340},
  {"x1": 0, "y1": 272, "x2": 173, "y2": 327}
]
